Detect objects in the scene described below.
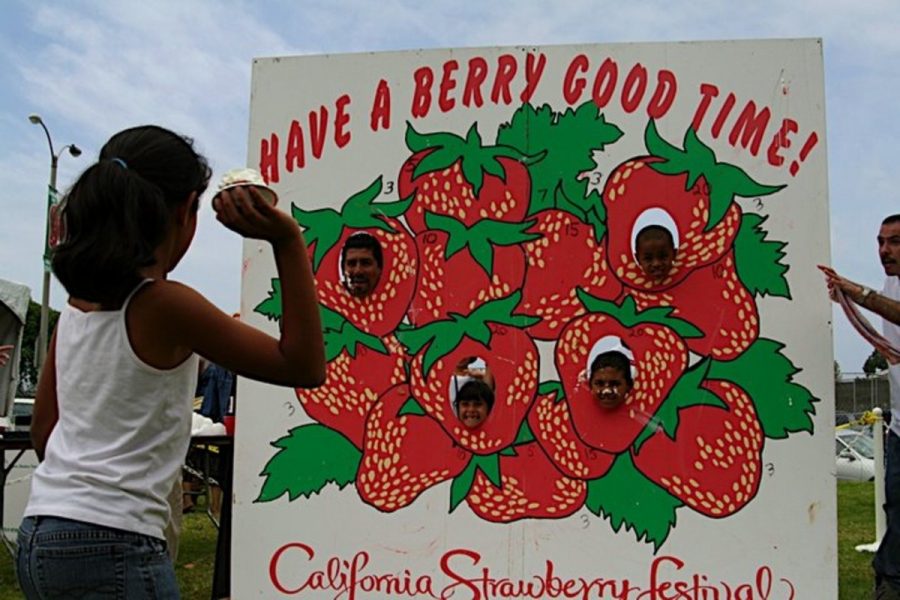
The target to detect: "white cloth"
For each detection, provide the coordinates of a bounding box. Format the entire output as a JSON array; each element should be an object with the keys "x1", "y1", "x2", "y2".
[
  {"x1": 25, "y1": 282, "x2": 198, "y2": 540},
  {"x1": 883, "y1": 276, "x2": 900, "y2": 438},
  {"x1": 0, "y1": 278, "x2": 30, "y2": 416}
]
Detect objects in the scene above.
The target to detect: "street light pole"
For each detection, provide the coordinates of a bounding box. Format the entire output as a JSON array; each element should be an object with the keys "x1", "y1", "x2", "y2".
[{"x1": 28, "y1": 114, "x2": 81, "y2": 378}]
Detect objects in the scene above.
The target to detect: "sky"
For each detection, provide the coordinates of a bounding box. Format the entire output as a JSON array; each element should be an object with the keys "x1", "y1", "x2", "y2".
[{"x1": 0, "y1": 0, "x2": 898, "y2": 376}]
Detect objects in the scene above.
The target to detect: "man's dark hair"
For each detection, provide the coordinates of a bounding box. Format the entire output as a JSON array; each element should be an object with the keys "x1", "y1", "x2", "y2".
[
  {"x1": 883, "y1": 215, "x2": 900, "y2": 226},
  {"x1": 635, "y1": 225, "x2": 675, "y2": 251},
  {"x1": 341, "y1": 232, "x2": 383, "y2": 268}
]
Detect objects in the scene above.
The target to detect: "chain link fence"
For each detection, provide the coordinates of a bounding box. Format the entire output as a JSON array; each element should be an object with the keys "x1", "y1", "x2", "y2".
[{"x1": 835, "y1": 372, "x2": 890, "y2": 416}]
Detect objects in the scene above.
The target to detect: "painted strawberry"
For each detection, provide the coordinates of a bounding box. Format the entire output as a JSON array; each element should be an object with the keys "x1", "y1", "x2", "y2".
[
  {"x1": 409, "y1": 212, "x2": 537, "y2": 326},
  {"x1": 627, "y1": 251, "x2": 759, "y2": 361},
  {"x1": 293, "y1": 177, "x2": 417, "y2": 337},
  {"x1": 357, "y1": 384, "x2": 469, "y2": 512},
  {"x1": 632, "y1": 379, "x2": 764, "y2": 518},
  {"x1": 555, "y1": 292, "x2": 699, "y2": 455},
  {"x1": 519, "y1": 209, "x2": 622, "y2": 340},
  {"x1": 295, "y1": 309, "x2": 407, "y2": 448},
  {"x1": 397, "y1": 292, "x2": 540, "y2": 456},
  {"x1": 398, "y1": 123, "x2": 536, "y2": 234},
  {"x1": 604, "y1": 121, "x2": 783, "y2": 292},
  {"x1": 464, "y1": 441, "x2": 587, "y2": 522},
  {"x1": 527, "y1": 382, "x2": 616, "y2": 480}
]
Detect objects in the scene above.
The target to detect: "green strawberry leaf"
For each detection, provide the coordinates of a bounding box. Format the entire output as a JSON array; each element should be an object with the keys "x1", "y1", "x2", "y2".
[
  {"x1": 682, "y1": 127, "x2": 716, "y2": 178},
  {"x1": 474, "y1": 454, "x2": 502, "y2": 488},
  {"x1": 341, "y1": 177, "x2": 414, "y2": 223},
  {"x1": 466, "y1": 290, "x2": 541, "y2": 331},
  {"x1": 414, "y1": 142, "x2": 462, "y2": 175},
  {"x1": 577, "y1": 291, "x2": 703, "y2": 339},
  {"x1": 733, "y1": 213, "x2": 791, "y2": 299},
  {"x1": 538, "y1": 380, "x2": 566, "y2": 403},
  {"x1": 254, "y1": 279, "x2": 283, "y2": 322},
  {"x1": 406, "y1": 123, "x2": 455, "y2": 153},
  {"x1": 394, "y1": 321, "x2": 437, "y2": 356},
  {"x1": 398, "y1": 397, "x2": 427, "y2": 417},
  {"x1": 707, "y1": 338, "x2": 818, "y2": 439},
  {"x1": 425, "y1": 211, "x2": 540, "y2": 277},
  {"x1": 289, "y1": 206, "x2": 345, "y2": 271},
  {"x1": 292, "y1": 177, "x2": 412, "y2": 271},
  {"x1": 406, "y1": 122, "x2": 530, "y2": 198},
  {"x1": 645, "y1": 121, "x2": 785, "y2": 231},
  {"x1": 256, "y1": 424, "x2": 360, "y2": 502},
  {"x1": 460, "y1": 124, "x2": 489, "y2": 193},
  {"x1": 320, "y1": 304, "x2": 389, "y2": 363},
  {"x1": 497, "y1": 101, "x2": 622, "y2": 229},
  {"x1": 632, "y1": 359, "x2": 726, "y2": 454},
  {"x1": 319, "y1": 304, "x2": 346, "y2": 333},
  {"x1": 425, "y1": 212, "x2": 469, "y2": 259},
  {"x1": 513, "y1": 419, "x2": 536, "y2": 445},
  {"x1": 397, "y1": 292, "x2": 539, "y2": 377},
  {"x1": 449, "y1": 454, "x2": 502, "y2": 512},
  {"x1": 644, "y1": 118, "x2": 681, "y2": 158},
  {"x1": 449, "y1": 459, "x2": 477, "y2": 512},
  {"x1": 584, "y1": 454, "x2": 682, "y2": 552},
  {"x1": 551, "y1": 183, "x2": 587, "y2": 222},
  {"x1": 547, "y1": 183, "x2": 608, "y2": 242}
]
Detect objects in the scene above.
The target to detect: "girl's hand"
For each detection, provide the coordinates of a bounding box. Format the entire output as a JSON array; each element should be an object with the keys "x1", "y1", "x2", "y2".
[{"x1": 213, "y1": 186, "x2": 299, "y2": 244}]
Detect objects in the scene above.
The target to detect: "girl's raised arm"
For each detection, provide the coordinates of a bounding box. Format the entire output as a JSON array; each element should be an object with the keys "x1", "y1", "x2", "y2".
[{"x1": 149, "y1": 186, "x2": 325, "y2": 387}]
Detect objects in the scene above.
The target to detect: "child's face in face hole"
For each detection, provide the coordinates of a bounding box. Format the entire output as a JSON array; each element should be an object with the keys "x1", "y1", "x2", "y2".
[
  {"x1": 457, "y1": 397, "x2": 490, "y2": 428},
  {"x1": 589, "y1": 366, "x2": 632, "y2": 409},
  {"x1": 636, "y1": 235, "x2": 676, "y2": 282}
]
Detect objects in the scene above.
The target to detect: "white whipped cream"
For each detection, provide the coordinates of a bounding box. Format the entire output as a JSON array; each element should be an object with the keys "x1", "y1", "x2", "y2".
[
  {"x1": 218, "y1": 168, "x2": 266, "y2": 189},
  {"x1": 216, "y1": 168, "x2": 277, "y2": 205}
]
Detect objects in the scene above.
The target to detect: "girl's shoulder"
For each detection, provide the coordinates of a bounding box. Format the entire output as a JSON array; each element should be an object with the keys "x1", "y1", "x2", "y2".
[
  {"x1": 126, "y1": 280, "x2": 211, "y2": 369},
  {"x1": 128, "y1": 279, "x2": 224, "y2": 338},
  {"x1": 131, "y1": 279, "x2": 206, "y2": 310}
]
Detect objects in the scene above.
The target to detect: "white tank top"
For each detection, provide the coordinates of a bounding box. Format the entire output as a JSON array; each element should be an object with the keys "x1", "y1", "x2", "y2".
[{"x1": 25, "y1": 281, "x2": 198, "y2": 540}]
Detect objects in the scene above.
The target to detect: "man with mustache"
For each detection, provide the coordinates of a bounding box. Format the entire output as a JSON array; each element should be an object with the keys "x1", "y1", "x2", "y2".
[
  {"x1": 341, "y1": 233, "x2": 383, "y2": 298},
  {"x1": 821, "y1": 214, "x2": 900, "y2": 600}
]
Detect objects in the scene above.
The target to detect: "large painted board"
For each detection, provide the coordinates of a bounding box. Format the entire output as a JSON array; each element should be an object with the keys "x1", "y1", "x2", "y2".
[{"x1": 235, "y1": 39, "x2": 832, "y2": 599}]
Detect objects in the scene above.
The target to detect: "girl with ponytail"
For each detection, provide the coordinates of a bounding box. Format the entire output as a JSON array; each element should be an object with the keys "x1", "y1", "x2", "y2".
[{"x1": 16, "y1": 125, "x2": 325, "y2": 598}]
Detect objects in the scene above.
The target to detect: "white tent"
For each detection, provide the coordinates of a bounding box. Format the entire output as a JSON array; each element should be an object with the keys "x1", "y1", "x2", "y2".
[{"x1": 0, "y1": 278, "x2": 30, "y2": 417}]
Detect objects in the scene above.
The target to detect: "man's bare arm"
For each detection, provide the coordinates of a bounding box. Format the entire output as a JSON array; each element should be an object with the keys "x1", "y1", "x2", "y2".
[
  {"x1": 860, "y1": 289, "x2": 900, "y2": 325},
  {"x1": 819, "y1": 265, "x2": 900, "y2": 325}
]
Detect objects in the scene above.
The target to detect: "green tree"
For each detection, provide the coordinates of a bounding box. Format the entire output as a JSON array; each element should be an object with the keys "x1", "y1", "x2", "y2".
[
  {"x1": 17, "y1": 300, "x2": 60, "y2": 396},
  {"x1": 834, "y1": 360, "x2": 842, "y2": 382},
  {"x1": 863, "y1": 349, "x2": 888, "y2": 377}
]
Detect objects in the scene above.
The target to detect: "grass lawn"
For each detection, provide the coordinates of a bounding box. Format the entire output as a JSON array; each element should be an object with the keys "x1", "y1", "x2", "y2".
[
  {"x1": 0, "y1": 482, "x2": 882, "y2": 598},
  {"x1": 839, "y1": 481, "x2": 878, "y2": 599}
]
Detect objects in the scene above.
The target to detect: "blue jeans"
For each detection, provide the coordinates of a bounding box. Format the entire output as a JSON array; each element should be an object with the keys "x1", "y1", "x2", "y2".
[
  {"x1": 16, "y1": 516, "x2": 179, "y2": 599},
  {"x1": 875, "y1": 430, "x2": 900, "y2": 589}
]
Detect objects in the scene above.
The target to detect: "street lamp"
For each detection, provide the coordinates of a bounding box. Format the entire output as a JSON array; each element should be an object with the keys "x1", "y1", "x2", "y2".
[{"x1": 29, "y1": 114, "x2": 81, "y2": 377}]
